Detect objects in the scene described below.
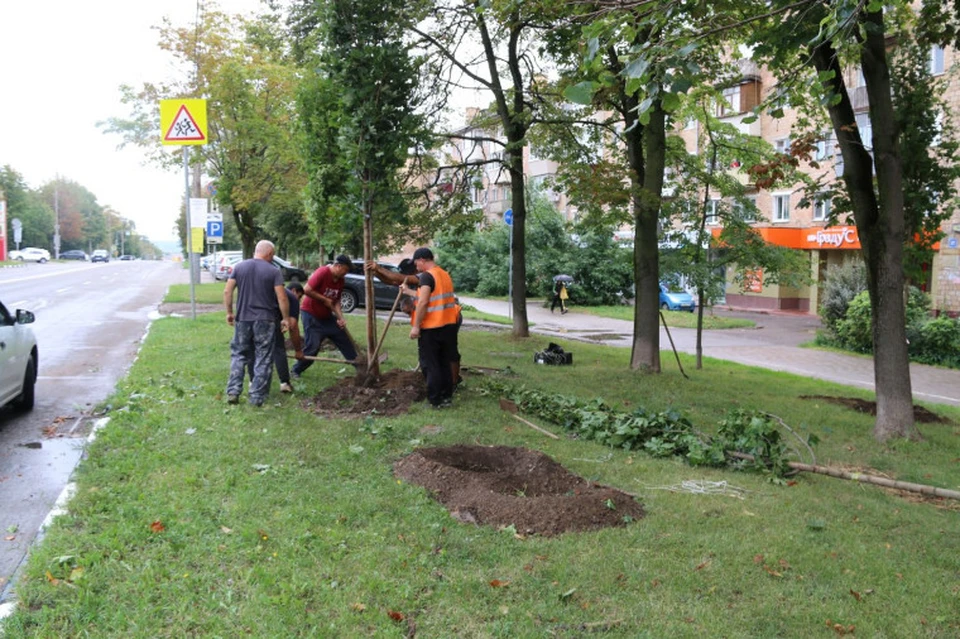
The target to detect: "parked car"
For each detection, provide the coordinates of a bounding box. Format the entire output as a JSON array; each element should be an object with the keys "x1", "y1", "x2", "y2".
[
  {"x1": 0, "y1": 298, "x2": 38, "y2": 411},
  {"x1": 60, "y1": 250, "x2": 88, "y2": 261},
  {"x1": 659, "y1": 282, "x2": 697, "y2": 312},
  {"x1": 9, "y1": 247, "x2": 51, "y2": 263},
  {"x1": 214, "y1": 254, "x2": 243, "y2": 281},
  {"x1": 272, "y1": 256, "x2": 308, "y2": 283},
  {"x1": 210, "y1": 251, "x2": 242, "y2": 275},
  {"x1": 91, "y1": 250, "x2": 110, "y2": 263},
  {"x1": 119, "y1": 254, "x2": 136, "y2": 261},
  {"x1": 341, "y1": 261, "x2": 403, "y2": 313}
]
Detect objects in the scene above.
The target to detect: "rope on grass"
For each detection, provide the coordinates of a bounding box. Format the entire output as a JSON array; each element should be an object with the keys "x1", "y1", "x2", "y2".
[{"x1": 641, "y1": 479, "x2": 752, "y2": 499}]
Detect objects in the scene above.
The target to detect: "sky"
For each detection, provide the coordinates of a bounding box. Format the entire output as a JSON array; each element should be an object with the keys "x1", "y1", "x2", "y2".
[{"x1": 0, "y1": 0, "x2": 264, "y2": 244}]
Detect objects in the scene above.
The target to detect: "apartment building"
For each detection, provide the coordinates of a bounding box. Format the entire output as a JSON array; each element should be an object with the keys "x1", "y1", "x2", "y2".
[
  {"x1": 438, "y1": 108, "x2": 576, "y2": 225},
  {"x1": 679, "y1": 53, "x2": 960, "y2": 316}
]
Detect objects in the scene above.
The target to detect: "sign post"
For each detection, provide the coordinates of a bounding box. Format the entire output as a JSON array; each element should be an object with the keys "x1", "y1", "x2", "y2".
[
  {"x1": 504, "y1": 208, "x2": 513, "y2": 320},
  {"x1": 160, "y1": 98, "x2": 208, "y2": 319},
  {"x1": 0, "y1": 195, "x2": 7, "y2": 261}
]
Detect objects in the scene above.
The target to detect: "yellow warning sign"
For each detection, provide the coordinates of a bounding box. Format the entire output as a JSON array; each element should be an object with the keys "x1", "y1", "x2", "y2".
[{"x1": 160, "y1": 99, "x2": 208, "y2": 146}]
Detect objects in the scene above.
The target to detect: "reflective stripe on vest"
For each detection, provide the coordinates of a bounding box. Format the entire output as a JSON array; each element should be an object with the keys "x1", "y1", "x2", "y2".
[{"x1": 420, "y1": 266, "x2": 459, "y2": 329}]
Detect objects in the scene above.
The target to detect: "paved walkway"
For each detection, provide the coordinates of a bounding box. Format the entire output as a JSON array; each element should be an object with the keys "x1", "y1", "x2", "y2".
[{"x1": 459, "y1": 297, "x2": 960, "y2": 407}]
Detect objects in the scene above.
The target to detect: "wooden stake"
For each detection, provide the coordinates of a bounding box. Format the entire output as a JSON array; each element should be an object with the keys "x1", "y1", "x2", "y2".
[{"x1": 727, "y1": 452, "x2": 960, "y2": 501}]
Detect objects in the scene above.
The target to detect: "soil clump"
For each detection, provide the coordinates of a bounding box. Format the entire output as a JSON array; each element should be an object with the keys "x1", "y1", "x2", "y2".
[
  {"x1": 304, "y1": 369, "x2": 427, "y2": 417},
  {"x1": 801, "y1": 395, "x2": 951, "y2": 424},
  {"x1": 394, "y1": 444, "x2": 645, "y2": 536}
]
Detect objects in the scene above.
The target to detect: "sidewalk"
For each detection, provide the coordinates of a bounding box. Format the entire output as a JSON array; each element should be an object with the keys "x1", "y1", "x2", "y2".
[{"x1": 460, "y1": 296, "x2": 960, "y2": 407}]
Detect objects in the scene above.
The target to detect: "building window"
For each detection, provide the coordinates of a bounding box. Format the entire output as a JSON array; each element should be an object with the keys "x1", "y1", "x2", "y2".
[
  {"x1": 814, "y1": 132, "x2": 833, "y2": 161},
  {"x1": 718, "y1": 86, "x2": 741, "y2": 117},
  {"x1": 813, "y1": 194, "x2": 830, "y2": 221},
  {"x1": 774, "y1": 137, "x2": 791, "y2": 154},
  {"x1": 706, "y1": 200, "x2": 720, "y2": 225},
  {"x1": 930, "y1": 45, "x2": 946, "y2": 75},
  {"x1": 773, "y1": 194, "x2": 790, "y2": 222},
  {"x1": 734, "y1": 195, "x2": 758, "y2": 222},
  {"x1": 855, "y1": 113, "x2": 873, "y2": 149}
]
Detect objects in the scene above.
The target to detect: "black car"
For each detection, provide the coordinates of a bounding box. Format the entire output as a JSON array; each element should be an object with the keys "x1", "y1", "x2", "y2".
[
  {"x1": 119, "y1": 254, "x2": 136, "y2": 261},
  {"x1": 341, "y1": 261, "x2": 403, "y2": 313},
  {"x1": 272, "y1": 256, "x2": 308, "y2": 283},
  {"x1": 60, "y1": 250, "x2": 87, "y2": 261}
]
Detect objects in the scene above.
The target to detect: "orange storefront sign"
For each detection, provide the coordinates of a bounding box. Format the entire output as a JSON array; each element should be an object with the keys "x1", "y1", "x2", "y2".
[{"x1": 711, "y1": 225, "x2": 862, "y2": 249}]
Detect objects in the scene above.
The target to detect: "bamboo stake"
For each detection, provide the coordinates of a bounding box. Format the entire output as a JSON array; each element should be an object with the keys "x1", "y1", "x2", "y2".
[
  {"x1": 498, "y1": 398, "x2": 560, "y2": 439},
  {"x1": 369, "y1": 288, "x2": 405, "y2": 368}
]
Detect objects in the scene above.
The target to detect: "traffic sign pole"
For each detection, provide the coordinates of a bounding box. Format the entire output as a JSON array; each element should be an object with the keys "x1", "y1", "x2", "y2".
[{"x1": 505, "y1": 208, "x2": 513, "y2": 320}]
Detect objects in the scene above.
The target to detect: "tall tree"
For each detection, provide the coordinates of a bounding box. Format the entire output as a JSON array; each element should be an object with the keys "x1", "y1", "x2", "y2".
[
  {"x1": 411, "y1": 0, "x2": 555, "y2": 337},
  {"x1": 101, "y1": 6, "x2": 306, "y2": 258},
  {"x1": 746, "y1": 0, "x2": 924, "y2": 440},
  {"x1": 293, "y1": 0, "x2": 427, "y2": 371},
  {"x1": 1, "y1": 166, "x2": 55, "y2": 250}
]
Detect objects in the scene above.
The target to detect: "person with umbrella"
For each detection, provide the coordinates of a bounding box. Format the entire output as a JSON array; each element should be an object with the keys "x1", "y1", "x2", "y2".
[{"x1": 552, "y1": 275, "x2": 572, "y2": 314}]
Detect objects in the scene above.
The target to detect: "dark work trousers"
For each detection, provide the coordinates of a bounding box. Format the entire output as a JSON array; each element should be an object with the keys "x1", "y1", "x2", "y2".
[
  {"x1": 292, "y1": 311, "x2": 358, "y2": 376},
  {"x1": 227, "y1": 320, "x2": 276, "y2": 404},
  {"x1": 418, "y1": 323, "x2": 458, "y2": 406},
  {"x1": 273, "y1": 325, "x2": 292, "y2": 384}
]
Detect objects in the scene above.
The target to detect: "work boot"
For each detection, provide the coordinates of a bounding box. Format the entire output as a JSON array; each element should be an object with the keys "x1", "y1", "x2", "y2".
[
  {"x1": 280, "y1": 382, "x2": 293, "y2": 394},
  {"x1": 227, "y1": 394, "x2": 239, "y2": 405}
]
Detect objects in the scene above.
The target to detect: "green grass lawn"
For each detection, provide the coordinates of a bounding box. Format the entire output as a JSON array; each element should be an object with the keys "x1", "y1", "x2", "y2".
[
  {"x1": 579, "y1": 304, "x2": 754, "y2": 329},
  {"x1": 4, "y1": 303, "x2": 958, "y2": 637}
]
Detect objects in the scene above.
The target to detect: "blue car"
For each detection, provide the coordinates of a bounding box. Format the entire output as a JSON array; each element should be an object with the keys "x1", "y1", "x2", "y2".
[{"x1": 659, "y1": 283, "x2": 696, "y2": 312}]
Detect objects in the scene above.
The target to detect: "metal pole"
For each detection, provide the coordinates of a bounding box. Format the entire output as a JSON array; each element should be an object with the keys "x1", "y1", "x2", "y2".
[
  {"x1": 185, "y1": 147, "x2": 196, "y2": 319},
  {"x1": 508, "y1": 222, "x2": 513, "y2": 320}
]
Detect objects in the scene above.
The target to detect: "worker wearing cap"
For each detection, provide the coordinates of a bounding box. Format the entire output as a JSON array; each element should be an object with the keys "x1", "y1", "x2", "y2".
[
  {"x1": 292, "y1": 254, "x2": 357, "y2": 378},
  {"x1": 366, "y1": 257, "x2": 462, "y2": 388},
  {"x1": 408, "y1": 247, "x2": 459, "y2": 408}
]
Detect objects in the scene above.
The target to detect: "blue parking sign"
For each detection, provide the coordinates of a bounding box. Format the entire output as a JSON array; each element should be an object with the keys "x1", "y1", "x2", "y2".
[{"x1": 207, "y1": 221, "x2": 223, "y2": 238}]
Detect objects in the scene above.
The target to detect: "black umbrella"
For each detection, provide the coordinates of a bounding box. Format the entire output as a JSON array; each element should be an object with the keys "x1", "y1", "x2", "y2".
[{"x1": 553, "y1": 274, "x2": 574, "y2": 283}]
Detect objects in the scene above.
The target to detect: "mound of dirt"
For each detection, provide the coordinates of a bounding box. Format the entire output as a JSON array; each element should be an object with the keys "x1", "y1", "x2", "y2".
[
  {"x1": 304, "y1": 369, "x2": 427, "y2": 417},
  {"x1": 801, "y1": 395, "x2": 951, "y2": 424},
  {"x1": 394, "y1": 445, "x2": 645, "y2": 536}
]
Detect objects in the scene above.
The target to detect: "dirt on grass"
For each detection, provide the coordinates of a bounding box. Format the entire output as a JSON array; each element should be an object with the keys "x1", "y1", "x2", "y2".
[
  {"x1": 303, "y1": 369, "x2": 427, "y2": 417},
  {"x1": 801, "y1": 395, "x2": 952, "y2": 424},
  {"x1": 394, "y1": 444, "x2": 645, "y2": 536}
]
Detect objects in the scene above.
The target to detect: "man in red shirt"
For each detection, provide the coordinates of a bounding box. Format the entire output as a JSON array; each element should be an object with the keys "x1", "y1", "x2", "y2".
[{"x1": 291, "y1": 254, "x2": 357, "y2": 378}]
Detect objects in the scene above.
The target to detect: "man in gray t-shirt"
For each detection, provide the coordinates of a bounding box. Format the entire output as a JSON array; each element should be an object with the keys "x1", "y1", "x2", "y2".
[{"x1": 223, "y1": 240, "x2": 291, "y2": 406}]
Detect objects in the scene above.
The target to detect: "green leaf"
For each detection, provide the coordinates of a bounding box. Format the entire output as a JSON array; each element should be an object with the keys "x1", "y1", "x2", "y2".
[
  {"x1": 563, "y1": 81, "x2": 596, "y2": 105},
  {"x1": 623, "y1": 56, "x2": 650, "y2": 79},
  {"x1": 661, "y1": 92, "x2": 681, "y2": 113}
]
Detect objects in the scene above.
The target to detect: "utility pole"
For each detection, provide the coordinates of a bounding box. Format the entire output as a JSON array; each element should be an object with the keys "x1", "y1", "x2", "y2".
[{"x1": 53, "y1": 177, "x2": 61, "y2": 259}]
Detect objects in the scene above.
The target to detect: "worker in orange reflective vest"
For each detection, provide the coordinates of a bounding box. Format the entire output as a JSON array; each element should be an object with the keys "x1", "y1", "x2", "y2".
[
  {"x1": 366, "y1": 257, "x2": 462, "y2": 391},
  {"x1": 408, "y1": 247, "x2": 460, "y2": 408}
]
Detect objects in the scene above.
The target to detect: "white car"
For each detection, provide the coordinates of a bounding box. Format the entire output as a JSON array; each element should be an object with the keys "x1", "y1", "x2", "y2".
[
  {"x1": 0, "y1": 298, "x2": 38, "y2": 411},
  {"x1": 9, "y1": 247, "x2": 51, "y2": 263}
]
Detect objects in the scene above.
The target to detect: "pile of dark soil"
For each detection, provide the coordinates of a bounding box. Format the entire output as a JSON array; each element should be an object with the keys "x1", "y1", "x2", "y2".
[
  {"x1": 801, "y1": 395, "x2": 951, "y2": 424},
  {"x1": 304, "y1": 369, "x2": 427, "y2": 417},
  {"x1": 394, "y1": 444, "x2": 645, "y2": 536}
]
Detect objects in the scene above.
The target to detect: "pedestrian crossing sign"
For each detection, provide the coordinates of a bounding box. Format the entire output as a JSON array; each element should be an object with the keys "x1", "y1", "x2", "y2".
[{"x1": 160, "y1": 99, "x2": 208, "y2": 146}]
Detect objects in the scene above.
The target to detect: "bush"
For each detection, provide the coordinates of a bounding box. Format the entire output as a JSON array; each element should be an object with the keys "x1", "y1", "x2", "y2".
[
  {"x1": 819, "y1": 260, "x2": 867, "y2": 331},
  {"x1": 833, "y1": 290, "x2": 874, "y2": 353},
  {"x1": 910, "y1": 316, "x2": 960, "y2": 367}
]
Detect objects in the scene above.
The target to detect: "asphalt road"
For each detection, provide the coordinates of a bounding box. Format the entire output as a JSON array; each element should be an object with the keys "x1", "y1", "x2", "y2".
[{"x1": 0, "y1": 259, "x2": 184, "y2": 601}]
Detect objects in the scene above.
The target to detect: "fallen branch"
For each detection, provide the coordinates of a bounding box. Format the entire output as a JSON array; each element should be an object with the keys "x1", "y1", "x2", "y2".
[{"x1": 727, "y1": 452, "x2": 960, "y2": 501}]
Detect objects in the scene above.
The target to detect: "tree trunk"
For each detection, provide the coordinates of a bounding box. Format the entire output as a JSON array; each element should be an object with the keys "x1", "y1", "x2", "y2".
[
  {"x1": 811, "y1": 15, "x2": 919, "y2": 441},
  {"x1": 362, "y1": 183, "x2": 379, "y2": 376},
  {"x1": 629, "y1": 103, "x2": 666, "y2": 372},
  {"x1": 508, "y1": 152, "x2": 529, "y2": 337},
  {"x1": 475, "y1": 8, "x2": 529, "y2": 337}
]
